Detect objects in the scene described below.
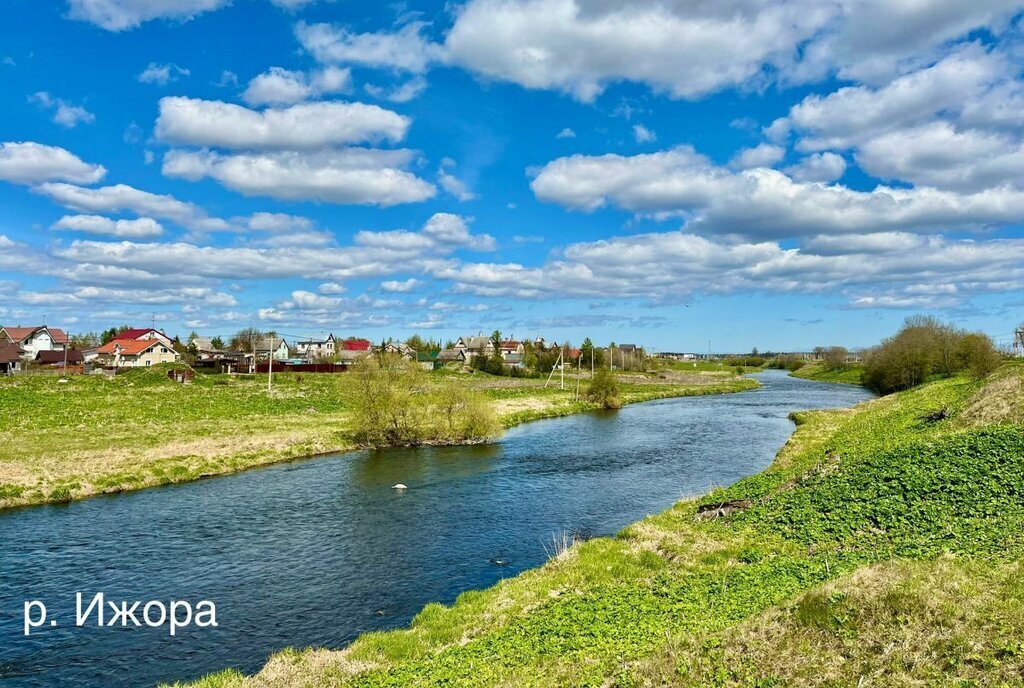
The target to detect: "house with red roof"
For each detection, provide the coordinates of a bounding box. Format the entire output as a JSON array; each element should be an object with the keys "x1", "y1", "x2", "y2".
[
  {"x1": 342, "y1": 338, "x2": 372, "y2": 352},
  {"x1": 499, "y1": 340, "x2": 524, "y2": 359},
  {"x1": 0, "y1": 326, "x2": 68, "y2": 358},
  {"x1": 111, "y1": 328, "x2": 173, "y2": 347},
  {"x1": 94, "y1": 338, "x2": 180, "y2": 368}
]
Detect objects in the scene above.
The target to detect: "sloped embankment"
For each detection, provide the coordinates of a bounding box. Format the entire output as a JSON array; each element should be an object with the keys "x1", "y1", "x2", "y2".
[{"x1": 173, "y1": 364, "x2": 1024, "y2": 688}]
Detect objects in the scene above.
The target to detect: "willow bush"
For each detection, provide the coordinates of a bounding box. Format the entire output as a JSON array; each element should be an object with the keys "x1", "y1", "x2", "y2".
[{"x1": 350, "y1": 354, "x2": 500, "y2": 448}]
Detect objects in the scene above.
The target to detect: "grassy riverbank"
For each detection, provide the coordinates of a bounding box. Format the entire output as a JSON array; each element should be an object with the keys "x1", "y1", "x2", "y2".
[
  {"x1": 174, "y1": 362, "x2": 1024, "y2": 687},
  {"x1": 0, "y1": 366, "x2": 755, "y2": 509},
  {"x1": 790, "y1": 363, "x2": 865, "y2": 385}
]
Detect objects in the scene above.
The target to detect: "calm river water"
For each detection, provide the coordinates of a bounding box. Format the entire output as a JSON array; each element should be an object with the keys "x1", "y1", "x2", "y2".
[{"x1": 0, "y1": 370, "x2": 872, "y2": 687}]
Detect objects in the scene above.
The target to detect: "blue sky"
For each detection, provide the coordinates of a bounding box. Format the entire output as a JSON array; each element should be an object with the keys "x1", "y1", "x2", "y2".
[{"x1": 1, "y1": 0, "x2": 1023, "y2": 352}]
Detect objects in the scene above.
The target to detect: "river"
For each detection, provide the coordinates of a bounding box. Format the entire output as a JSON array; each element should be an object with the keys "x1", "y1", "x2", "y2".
[{"x1": 0, "y1": 370, "x2": 873, "y2": 687}]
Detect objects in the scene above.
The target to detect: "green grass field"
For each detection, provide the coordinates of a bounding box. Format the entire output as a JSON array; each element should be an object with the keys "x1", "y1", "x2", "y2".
[
  {"x1": 0, "y1": 364, "x2": 755, "y2": 508},
  {"x1": 170, "y1": 363, "x2": 1024, "y2": 687},
  {"x1": 790, "y1": 363, "x2": 865, "y2": 385}
]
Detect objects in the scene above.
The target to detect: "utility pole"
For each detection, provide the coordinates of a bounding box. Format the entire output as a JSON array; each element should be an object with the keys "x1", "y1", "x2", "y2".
[
  {"x1": 267, "y1": 338, "x2": 274, "y2": 393},
  {"x1": 575, "y1": 353, "x2": 581, "y2": 400},
  {"x1": 544, "y1": 348, "x2": 563, "y2": 389},
  {"x1": 560, "y1": 347, "x2": 565, "y2": 390}
]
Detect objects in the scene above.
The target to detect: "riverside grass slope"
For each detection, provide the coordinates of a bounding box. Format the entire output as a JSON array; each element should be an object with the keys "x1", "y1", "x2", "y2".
[
  {"x1": 789, "y1": 363, "x2": 865, "y2": 386},
  {"x1": 0, "y1": 364, "x2": 754, "y2": 509},
  {"x1": 172, "y1": 362, "x2": 1024, "y2": 688}
]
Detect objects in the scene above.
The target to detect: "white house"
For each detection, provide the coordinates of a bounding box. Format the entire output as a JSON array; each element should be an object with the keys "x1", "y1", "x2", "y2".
[
  {"x1": 296, "y1": 334, "x2": 336, "y2": 360},
  {"x1": 0, "y1": 326, "x2": 68, "y2": 358}
]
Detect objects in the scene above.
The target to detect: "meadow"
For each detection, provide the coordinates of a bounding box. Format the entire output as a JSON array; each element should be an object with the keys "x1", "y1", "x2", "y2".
[
  {"x1": 789, "y1": 362, "x2": 866, "y2": 385},
  {"x1": 171, "y1": 362, "x2": 1024, "y2": 687},
  {"x1": 0, "y1": 364, "x2": 754, "y2": 508}
]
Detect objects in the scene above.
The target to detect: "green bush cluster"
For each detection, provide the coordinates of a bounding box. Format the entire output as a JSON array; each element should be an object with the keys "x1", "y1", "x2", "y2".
[
  {"x1": 863, "y1": 316, "x2": 1002, "y2": 394},
  {"x1": 585, "y1": 367, "x2": 622, "y2": 409},
  {"x1": 350, "y1": 354, "x2": 502, "y2": 447}
]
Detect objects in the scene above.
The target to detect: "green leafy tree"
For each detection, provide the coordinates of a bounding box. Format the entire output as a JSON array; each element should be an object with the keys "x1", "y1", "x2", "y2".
[
  {"x1": 101, "y1": 324, "x2": 131, "y2": 344},
  {"x1": 579, "y1": 337, "x2": 604, "y2": 369},
  {"x1": 210, "y1": 336, "x2": 225, "y2": 350}
]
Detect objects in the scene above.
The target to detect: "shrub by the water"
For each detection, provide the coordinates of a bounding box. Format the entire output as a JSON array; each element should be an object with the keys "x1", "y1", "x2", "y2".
[
  {"x1": 586, "y1": 367, "x2": 622, "y2": 409},
  {"x1": 351, "y1": 354, "x2": 501, "y2": 447}
]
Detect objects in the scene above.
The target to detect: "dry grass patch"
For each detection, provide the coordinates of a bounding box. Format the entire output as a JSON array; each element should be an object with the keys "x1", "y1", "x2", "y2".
[
  {"x1": 956, "y1": 364, "x2": 1024, "y2": 428},
  {"x1": 643, "y1": 555, "x2": 1024, "y2": 687}
]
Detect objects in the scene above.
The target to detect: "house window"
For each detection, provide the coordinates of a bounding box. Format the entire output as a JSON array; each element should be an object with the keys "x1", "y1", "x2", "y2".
[{"x1": 146, "y1": 360, "x2": 152, "y2": 366}]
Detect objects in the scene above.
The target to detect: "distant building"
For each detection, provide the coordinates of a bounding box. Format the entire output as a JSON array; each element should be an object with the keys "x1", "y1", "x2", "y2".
[
  {"x1": 416, "y1": 351, "x2": 437, "y2": 370},
  {"x1": 382, "y1": 342, "x2": 416, "y2": 359},
  {"x1": 113, "y1": 328, "x2": 174, "y2": 348},
  {"x1": 252, "y1": 337, "x2": 290, "y2": 362},
  {"x1": 499, "y1": 340, "x2": 524, "y2": 358},
  {"x1": 94, "y1": 338, "x2": 180, "y2": 368},
  {"x1": 504, "y1": 353, "x2": 525, "y2": 369},
  {"x1": 0, "y1": 326, "x2": 68, "y2": 358},
  {"x1": 342, "y1": 338, "x2": 372, "y2": 352},
  {"x1": 0, "y1": 342, "x2": 25, "y2": 374},
  {"x1": 436, "y1": 348, "x2": 468, "y2": 365},
  {"x1": 296, "y1": 334, "x2": 336, "y2": 361},
  {"x1": 454, "y1": 336, "x2": 494, "y2": 361},
  {"x1": 34, "y1": 350, "x2": 84, "y2": 367}
]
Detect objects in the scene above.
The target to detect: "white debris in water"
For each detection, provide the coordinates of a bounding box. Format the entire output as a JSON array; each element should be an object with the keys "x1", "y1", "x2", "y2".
[{"x1": 392, "y1": 483, "x2": 407, "y2": 490}]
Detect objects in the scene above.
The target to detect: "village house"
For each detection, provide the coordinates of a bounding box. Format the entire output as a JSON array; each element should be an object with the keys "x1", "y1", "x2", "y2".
[
  {"x1": 342, "y1": 338, "x2": 372, "y2": 352},
  {"x1": 436, "y1": 348, "x2": 468, "y2": 366},
  {"x1": 113, "y1": 328, "x2": 174, "y2": 348},
  {"x1": 504, "y1": 353, "x2": 525, "y2": 369},
  {"x1": 251, "y1": 336, "x2": 290, "y2": 361},
  {"x1": 454, "y1": 336, "x2": 494, "y2": 361},
  {"x1": 382, "y1": 341, "x2": 416, "y2": 359},
  {"x1": 34, "y1": 350, "x2": 85, "y2": 367},
  {"x1": 0, "y1": 342, "x2": 25, "y2": 375},
  {"x1": 296, "y1": 334, "x2": 336, "y2": 361},
  {"x1": 498, "y1": 340, "x2": 525, "y2": 359},
  {"x1": 94, "y1": 338, "x2": 180, "y2": 368},
  {"x1": 0, "y1": 325, "x2": 68, "y2": 358},
  {"x1": 189, "y1": 336, "x2": 223, "y2": 361},
  {"x1": 188, "y1": 336, "x2": 245, "y2": 370}
]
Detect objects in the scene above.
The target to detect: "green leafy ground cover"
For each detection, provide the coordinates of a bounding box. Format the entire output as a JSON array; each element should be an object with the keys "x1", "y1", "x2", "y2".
[
  {"x1": 171, "y1": 363, "x2": 1024, "y2": 687},
  {"x1": 789, "y1": 363, "x2": 865, "y2": 385},
  {"x1": 0, "y1": 365, "x2": 754, "y2": 508}
]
